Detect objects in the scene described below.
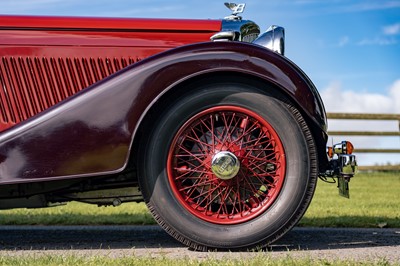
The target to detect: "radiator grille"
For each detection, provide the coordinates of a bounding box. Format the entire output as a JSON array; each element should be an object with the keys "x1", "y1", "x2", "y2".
[{"x1": 0, "y1": 56, "x2": 138, "y2": 126}]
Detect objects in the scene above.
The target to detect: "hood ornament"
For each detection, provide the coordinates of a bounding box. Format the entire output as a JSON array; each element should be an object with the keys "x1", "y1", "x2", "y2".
[{"x1": 224, "y1": 3, "x2": 246, "y2": 20}]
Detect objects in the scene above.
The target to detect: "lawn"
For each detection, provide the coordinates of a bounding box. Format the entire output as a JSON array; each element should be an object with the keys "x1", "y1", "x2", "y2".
[
  {"x1": 300, "y1": 171, "x2": 400, "y2": 228},
  {"x1": 0, "y1": 172, "x2": 399, "y2": 228},
  {"x1": 0, "y1": 172, "x2": 398, "y2": 266},
  {"x1": 0, "y1": 254, "x2": 394, "y2": 266}
]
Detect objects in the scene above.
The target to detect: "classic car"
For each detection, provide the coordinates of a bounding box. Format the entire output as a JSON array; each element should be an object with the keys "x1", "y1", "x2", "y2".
[{"x1": 0, "y1": 3, "x2": 357, "y2": 250}]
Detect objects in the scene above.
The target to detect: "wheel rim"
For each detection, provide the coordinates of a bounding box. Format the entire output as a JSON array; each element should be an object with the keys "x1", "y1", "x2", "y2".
[{"x1": 167, "y1": 105, "x2": 286, "y2": 224}]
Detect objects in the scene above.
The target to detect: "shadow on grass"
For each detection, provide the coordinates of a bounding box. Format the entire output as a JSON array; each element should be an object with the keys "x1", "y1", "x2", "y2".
[
  {"x1": 2, "y1": 213, "x2": 399, "y2": 227},
  {"x1": 272, "y1": 226, "x2": 400, "y2": 252},
  {"x1": 0, "y1": 215, "x2": 399, "y2": 252},
  {"x1": 299, "y1": 215, "x2": 400, "y2": 228},
  {"x1": 0, "y1": 213, "x2": 156, "y2": 226}
]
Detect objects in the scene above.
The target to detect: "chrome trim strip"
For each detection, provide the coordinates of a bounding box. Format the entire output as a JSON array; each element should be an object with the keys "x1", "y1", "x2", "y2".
[{"x1": 210, "y1": 31, "x2": 236, "y2": 41}]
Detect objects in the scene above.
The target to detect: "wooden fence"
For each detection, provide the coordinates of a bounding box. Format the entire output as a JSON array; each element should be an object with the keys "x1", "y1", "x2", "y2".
[{"x1": 326, "y1": 113, "x2": 400, "y2": 171}]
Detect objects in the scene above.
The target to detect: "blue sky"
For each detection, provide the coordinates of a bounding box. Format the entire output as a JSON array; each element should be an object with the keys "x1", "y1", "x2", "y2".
[{"x1": 2, "y1": 0, "x2": 399, "y2": 165}]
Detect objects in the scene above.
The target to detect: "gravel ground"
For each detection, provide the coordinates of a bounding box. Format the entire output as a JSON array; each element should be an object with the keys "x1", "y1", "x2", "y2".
[{"x1": 0, "y1": 225, "x2": 399, "y2": 263}]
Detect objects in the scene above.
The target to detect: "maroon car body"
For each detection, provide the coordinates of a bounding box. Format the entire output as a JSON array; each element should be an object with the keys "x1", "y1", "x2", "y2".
[
  {"x1": 0, "y1": 6, "x2": 356, "y2": 251},
  {"x1": 0, "y1": 14, "x2": 326, "y2": 181}
]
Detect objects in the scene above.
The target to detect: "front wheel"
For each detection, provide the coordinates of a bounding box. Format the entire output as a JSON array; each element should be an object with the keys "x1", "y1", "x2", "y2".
[{"x1": 138, "y1": 80, "x2": 317, "y2": 250}]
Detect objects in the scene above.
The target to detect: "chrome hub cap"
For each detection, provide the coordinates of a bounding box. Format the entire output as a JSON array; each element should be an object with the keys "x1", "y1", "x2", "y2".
[{"x1": 211, "y1": 151, "x2": 240, "y2": 180}]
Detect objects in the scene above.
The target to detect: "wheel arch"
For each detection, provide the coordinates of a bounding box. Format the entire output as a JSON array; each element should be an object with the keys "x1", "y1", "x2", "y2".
[{"x1": 131, "y1": 70, "x2": 328, "y2": 180}]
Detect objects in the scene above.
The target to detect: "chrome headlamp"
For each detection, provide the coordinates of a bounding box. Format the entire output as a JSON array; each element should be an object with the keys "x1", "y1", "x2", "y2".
[{"x1": 252, "y1": 25, "x2": 285, "y2": 56}]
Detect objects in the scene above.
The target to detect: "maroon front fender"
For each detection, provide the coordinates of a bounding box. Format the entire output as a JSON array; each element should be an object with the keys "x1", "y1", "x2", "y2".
[{"x1": 0, "y1": 41, "x2": 327, "y2": 184}]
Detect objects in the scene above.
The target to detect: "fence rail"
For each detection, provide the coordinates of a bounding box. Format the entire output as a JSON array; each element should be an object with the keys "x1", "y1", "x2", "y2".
[
  {"x1": 358, "y1": 165, "x2": 400, "y2": 171},
  {"x1": 327, "y1": 112, "x2": 399, "y2": 171},
  {"x1": 327, "y1": 112, "x2": 400, "y2": 154},
  {"x1": 327, "y1": 113, "x2": 400, "y2": 120},
  {"x1": 328, "y1": 131, "x2": 400, "y2": 136}
]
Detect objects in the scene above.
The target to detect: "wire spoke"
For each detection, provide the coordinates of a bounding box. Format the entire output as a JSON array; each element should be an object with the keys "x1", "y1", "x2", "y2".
[{"x1": 167, "y1": 106, "x2": 286, "y2": 224}]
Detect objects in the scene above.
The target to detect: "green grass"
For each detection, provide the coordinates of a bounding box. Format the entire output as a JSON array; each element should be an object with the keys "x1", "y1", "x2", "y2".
[
  {"x1": 0, "y1": 172, "x2": 399, "y2": 228},
  {"x1": 0, "y1": 254, "x2": 395, "y2": 266},
  {"x1": 0, "y1": 173, "x2": 398, "y2": 265},
  {"x1": 301, "y1": 172, "x2": 400, "y2": 228},
  {"x1": 0, "y1": 201, "x2": 154, "y2": 225}
]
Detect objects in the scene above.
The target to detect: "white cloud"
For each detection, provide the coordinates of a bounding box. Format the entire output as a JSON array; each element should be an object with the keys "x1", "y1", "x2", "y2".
[
  {"x1": 338, "y1": 36, "x2": 349, "y2": 47},
  {"x1": 352, "y1": 23, "x2": 399, "y2": 47},
  {"x1": 384, "y1": 23, "x2": 400, "y2": 35},
  {"x1": 321, "y1": 80, "x2": 400, "y2": 166},
  {"x1": 321, "y1": 80, "x2": 400, "y2": 114},
  {"x1": 390, "y1": 79, "x2": 400, "y2": 112},
  {"x1": 342, "y1": 1, "x2": 400, "y2": 12},
  {"x1": 357, "y1": 37, "x2": 397, "y2": 46}
]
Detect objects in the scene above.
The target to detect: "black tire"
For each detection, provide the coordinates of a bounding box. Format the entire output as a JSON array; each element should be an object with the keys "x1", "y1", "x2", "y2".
[{"x1": 138, "y1": 79, "x2": 317, "y2": 251}]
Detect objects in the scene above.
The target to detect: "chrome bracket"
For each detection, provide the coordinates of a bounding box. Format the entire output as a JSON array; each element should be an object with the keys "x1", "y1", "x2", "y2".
[{"x1": 320, "y1": 154, "x2": 358, "y2": 198}]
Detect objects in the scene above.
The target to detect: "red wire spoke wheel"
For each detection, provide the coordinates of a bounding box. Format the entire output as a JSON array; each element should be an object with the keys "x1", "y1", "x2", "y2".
[
  {"x1": 167, "y1": 106, "x2": 286, "y2": 224},
  {"x1": 139, "y1": 80, "x2": 317, "y2": 251}
]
